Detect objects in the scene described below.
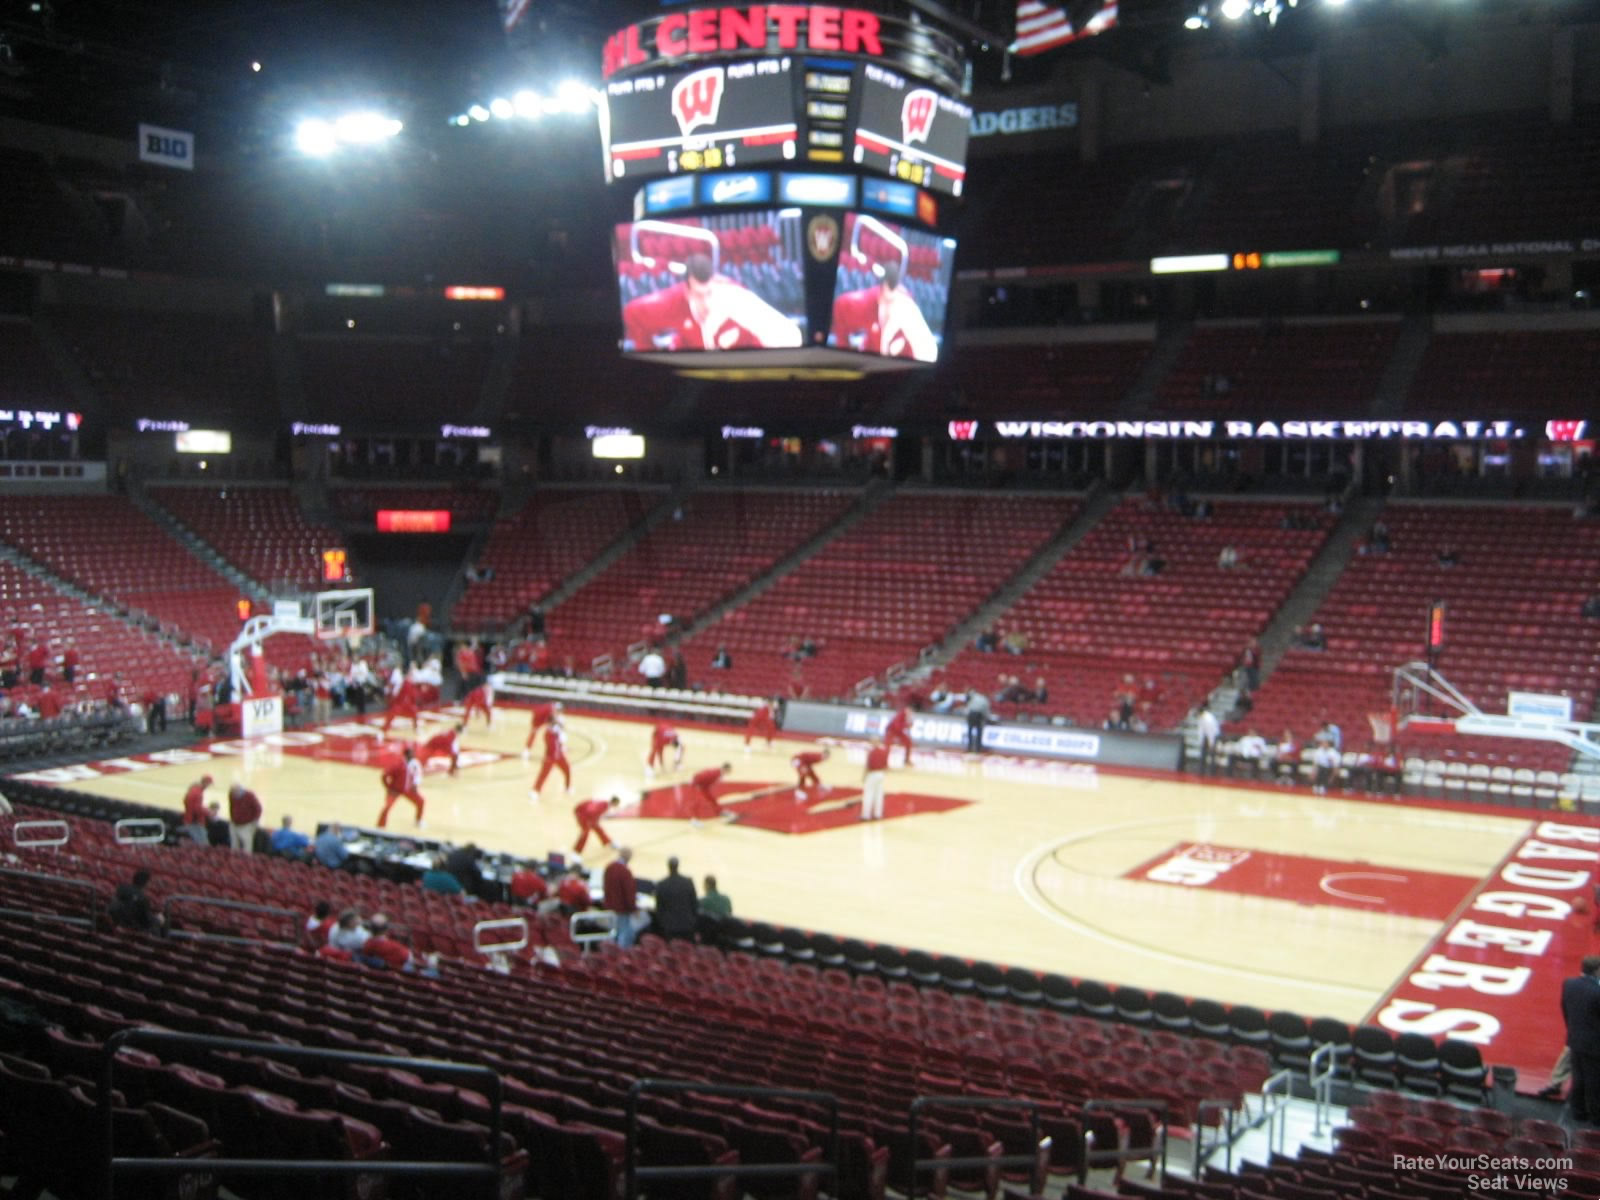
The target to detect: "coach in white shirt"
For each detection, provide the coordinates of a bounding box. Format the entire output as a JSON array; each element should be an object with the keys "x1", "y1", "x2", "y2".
[{"x1": 1195, "y1": 707, "x2": 1221, "y2": 774}]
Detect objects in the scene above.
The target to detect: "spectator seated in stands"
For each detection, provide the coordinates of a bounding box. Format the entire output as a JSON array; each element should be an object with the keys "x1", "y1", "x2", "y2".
[
  {"x1": 1229, "y1": 687, "x2": 1254, "y2": 722},
  {"x1": 1002, "y1": 630, "x2": 1029, "y2": 655},
  {"x1": 314, "y1": 821, "x2": 351, "y2": 870},
  {"x1": 304, "y1": 900, "x2": 333, "y2": 946},
  {"x1": 1367, "y1": 521, "x2": 1391, "y2": 554},
  {"x1": 269, "y1": 815, "x2": 310, "y2": 859},
  {"x1": 1274, "y1": 730, "x2": 1300, "y2": 782},
  {"x1": 1295, "y1": 622, "x2": 1327, "y2": 650},
  {"x1": 557, "y1": 867, "x2": 592, "y2": 914},
  {"x1": 1437, "y1": 545, "x2": 1460, "y2": 567},
  {"x1": 109, "y1": 869, "x2": 163, "y2": 933},
  {"x1": 327, "y1": 908, "x2": 371, "y2": 955},
  {"x1": 1233, "y1": 730, "x2": 1269, "y2": 777},
  {"x1": 421, "y1": 854, "x2": 464, "y2": 895},
  {"x1": 928, "y1": 686, "x2": 958, "y2": 713},
  {"x1": 444, "y1": 843, "x2": 485, "y2": 897},
  {"x1": 509, "y1": 865, "x2": 549, "y2": 908},
  {"x1": 974, "y1": 627, "x2": 999, "y2": 653},
  {"x1": 711, "y1": 645, "x2": 733, "y2": 670},
  {"x1": 1582, "y1": 594, "x2": 1600, "y2": 620},
  {"x1": 358, "y1": 913, "x2": 439, "y2": 977}
]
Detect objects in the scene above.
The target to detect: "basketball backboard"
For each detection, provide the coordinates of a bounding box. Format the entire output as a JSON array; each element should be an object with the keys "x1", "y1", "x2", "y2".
[{"x1": 314, "y1": 588, "x2": 375, "y2": 642}]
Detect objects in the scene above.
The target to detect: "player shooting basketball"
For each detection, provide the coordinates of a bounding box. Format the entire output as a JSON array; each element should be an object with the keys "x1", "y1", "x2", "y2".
[
  {"x1": 620, "y1": 221, "x2": 803, "y2": 352},
  {"x1": 829, "y1": 214, "x2": 938, "y2": 363}
]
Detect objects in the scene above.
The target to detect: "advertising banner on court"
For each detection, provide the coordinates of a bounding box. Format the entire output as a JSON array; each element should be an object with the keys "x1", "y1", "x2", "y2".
[
  {"x1": 780, "y1": 699, "x2": 1183, "y2": 769},
  {"x1": 240, "y1": 695, "x2": 284, "y2": 738},
  {"x1": 1506, "y1": 691, "x2": 1573, "y2": 722}
]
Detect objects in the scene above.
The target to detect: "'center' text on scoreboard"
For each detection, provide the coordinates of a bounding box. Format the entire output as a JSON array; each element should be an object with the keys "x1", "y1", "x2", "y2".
[{"x1": 604, "y1": 6, "x2": 884, "y2": 78}]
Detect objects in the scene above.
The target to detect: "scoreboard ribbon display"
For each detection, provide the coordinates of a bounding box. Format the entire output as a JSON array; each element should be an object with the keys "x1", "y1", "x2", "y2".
[{"x1": 604, "y1": 58, "x2": 798, "y2": 180}]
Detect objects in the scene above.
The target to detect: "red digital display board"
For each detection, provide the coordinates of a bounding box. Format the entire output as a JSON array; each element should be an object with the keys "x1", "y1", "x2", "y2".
[{"x1": 376, "y1": 510, "x2": 453, "y2": 533}]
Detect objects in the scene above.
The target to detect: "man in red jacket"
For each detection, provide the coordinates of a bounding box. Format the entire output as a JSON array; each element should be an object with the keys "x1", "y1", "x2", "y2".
[
  {"x1": 573, "y1": 795, "x2": 620, "y2": 854},
  {"x1": 790, "y1": 748, "x2": 829, "y2": 800},
  {"x1": 532, "y1": 718, "x2": 572, "y2": 798},
  {"x1": 418, "y1": 723, "x2": 462, "y2": 775},
  {"x1": 602, "y1": 846, "x2": 640, "y2": 947},
  {"x1": 646, "y1": 722, "x2": 683, "y2": 773},
  {"x1": 884, "y1": 705, "x2": 915, "y2": 766},
  {"x1": 689, "y1": 762, "x2": 734, "y2": 824},
  {"x1": 227, "y1": 782, "x2": 263, "y2": 853},
  {"x1": 181, "y1": 774, "x2": 213, "y2": 845},
  {"x1": 744, "y1": 700, "x2": 777, "y2": 750},
  {"x1": 378, "y1": 747, "x2": 427, "y2": 830},
  {"x1": 522, "y1": 701, "x2": 562, "y2": 760}
]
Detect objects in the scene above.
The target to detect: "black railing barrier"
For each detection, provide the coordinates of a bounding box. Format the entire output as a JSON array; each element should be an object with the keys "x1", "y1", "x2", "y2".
[
  {"x1": 907, "y1": 1094, "x2": 1047, "y2": 1200},
  {"x1": 100, "y1": 1027, "x2": 509, "y2": 1200},
  {"x1": 161, "y1": 894, "x2": 303, "y2": 947},
  {"x1": 0, "y1": 863, "x2": 98, "y2": 927},
  {"x1": 624, "y1": 1078, "x2": 840, "y2": 1200},
  {"x1": 1081, "y1": 1097, "x2": 1170, "y2": 1184}
]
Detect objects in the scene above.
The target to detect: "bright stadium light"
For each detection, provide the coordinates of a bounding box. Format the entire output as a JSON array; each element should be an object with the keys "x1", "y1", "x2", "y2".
[
  {"x1": 1220, "y1": 0, "x2": 1250, "y2": 18},
  {"x1": 489, "y1": 96, "x2": 514, "y2": 120},
  {"x1": 451, "y1": 114, "x2": 470, "y2": 126},
  {"x1": 468, "y1": 104, "x2": 490, "y2": 122},
  {"x1": 294, "y1": 117, "x2": 338, "y2": 157},
  {"x1": 1184, "y1": 11, "x2": 1206, "y2": 27},
  {"x1": 333, "y1": 111, "x2": 403, "y2": 144},
  {"x1": 556, "y1": 79, "x2": 594, "y2": 113},
  {"x1": 513, "y1": 89, "x2": 541, "y2": 118}
]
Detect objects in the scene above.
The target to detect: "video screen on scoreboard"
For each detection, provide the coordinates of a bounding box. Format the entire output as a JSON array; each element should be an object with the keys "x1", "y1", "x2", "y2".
[
  {"x1": 851, "y1": 63, "x2": 972, "y2": 198},
  {"x1": 614, "y1": 210, "x2": 808, "y2": 353},
  {"x1": 827, "y1": 213, "x2": 957, "y2": 364},
  {"x1": 602, "y1": 58, "x2": 798, "y2": 182}
]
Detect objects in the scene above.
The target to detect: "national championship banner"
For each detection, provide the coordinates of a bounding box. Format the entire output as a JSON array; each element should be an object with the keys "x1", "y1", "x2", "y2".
[{"x1": 137, "y1": 124, "x2": 194, "y2": 171}]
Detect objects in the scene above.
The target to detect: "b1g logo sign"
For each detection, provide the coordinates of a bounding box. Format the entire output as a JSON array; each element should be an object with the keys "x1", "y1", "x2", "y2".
[
  {"x1": 672, "y1": 67, "x2": 725, "y2": 136},
  {"x1": 137, "y1": 123, "x2": 194, "y2": 171},
  {"x1": 901, "y1": 89, "x2": 938, "y2": 145}
]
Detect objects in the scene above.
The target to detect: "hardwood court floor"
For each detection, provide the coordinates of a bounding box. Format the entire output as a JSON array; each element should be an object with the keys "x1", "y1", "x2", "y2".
[{"x1": 53, "y1": 704, "x2": 1536, "y2": 1034}]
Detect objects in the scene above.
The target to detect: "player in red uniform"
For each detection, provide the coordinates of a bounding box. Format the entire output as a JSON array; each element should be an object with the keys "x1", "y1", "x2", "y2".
[
  {"x1": 573, "y1": 796, "x2": 621, "y2": 855},
  {"x1": 461, "y1": 680, "x2": 494, "y2": 728},
  {"x1": 884, "y1": 705, "x2": 915, "y2": 766},
  {"x1": 861, "y1": 741, "x2": 890, "y2": 821},
  {"x1": 646, "y1": 722, "x2": 683, "y2": 772},
  {"x1": 531, "y1": 718, "x2": 571, "y2": 798},
  {"x1": 522, "y1": 701, "x2": 562, "y2": 760},
  {"x1": 381, "y1": 669, "x2": 420, "y2": 734},
  {"x1": 790, "y1": 748, "x2": 830, "y2": 800},
  {"x1": 418, "y1": 723, "x2": 463, "y2": 775},
  {"x1": 744, "y1": 700, "x2": 778, "y2": 750},
  {"x1": 378, "y1": 747, "x2": 426, "y2": 829},
  {"x1": 689, "y1": 762, "x2": 734, "y2": 824}
]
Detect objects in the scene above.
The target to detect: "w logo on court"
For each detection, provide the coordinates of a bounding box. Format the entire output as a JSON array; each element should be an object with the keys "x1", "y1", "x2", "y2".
[
  {"x1": 672, "y1": 68, "x2": 725, "y2": 137},
  {"x1": 901, "y1": 89, "x2": 938, "y2": 144}
]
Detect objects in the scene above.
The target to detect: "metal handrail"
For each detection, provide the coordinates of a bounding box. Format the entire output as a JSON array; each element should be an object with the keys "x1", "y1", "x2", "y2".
[
  {"x1": 113, "y1": 817, "x2": 168, "y2": 845},
  {"x1": 1310, "y1": 1042, "x2": 1345, "y2": 1135},
  {"x1": 907, "y1": 1095, "x2": 1045, "y2": 1200},
  {"x1": 12, "y1": 818, "x2": 69, "y2": 848},
  {"x1": 473, "y1": 916, "x2": 529, "y2": 955},
  {"x1": 100, "y1": 1027, "x2": 507, "y2": 1200},
  {"x1": 0, "y1": 863, "x2": 98, "y2": 926},
  {"x1": 1081, "y1": 1097, "x2": 1169, "y2": 1183},
  {"x1": 570, "y1": 909, "x2": 618, "y2": 950},
  {"x1": 161, "y1": 894, "x2": 301, "y2": 947},
  {"x1": 624, "y1": 1078, "x2": 838, "y2": 1200}
]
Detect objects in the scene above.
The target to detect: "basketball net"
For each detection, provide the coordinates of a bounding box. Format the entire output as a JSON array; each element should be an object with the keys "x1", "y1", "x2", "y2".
[{"x1": 1368, "y1": 708, "x2": 1394, "y2": 746}]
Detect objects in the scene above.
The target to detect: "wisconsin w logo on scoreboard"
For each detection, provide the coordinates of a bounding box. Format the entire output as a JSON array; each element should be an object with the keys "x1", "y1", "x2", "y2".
[
  {"x1": 672, "y1": 67, "x2": 726, "y2": 137},
  {"x1": 901, "y1": 89, "x2": 938, "y2": 145}
]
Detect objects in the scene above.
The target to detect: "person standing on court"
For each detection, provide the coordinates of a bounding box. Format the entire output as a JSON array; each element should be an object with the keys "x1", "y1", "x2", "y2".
[
  {"x1": 227, "y1": 781, "x2": 263, "y2": 853},
  {"x1": 861, "y1": 740, "x2": 889, "y2": 821},
  {"x1": 654, "y1": 857, "x2": 698, "y2": 941},
  {"x1": 1194, "y1": 706, "x2": 1221, "y2": 774},
  {"x1": 963, "y1": 690, "x2": 991, "y2": 754},
  {"x1": 1562, "y1": 955, "x2": 1600, "y2": 1124}
]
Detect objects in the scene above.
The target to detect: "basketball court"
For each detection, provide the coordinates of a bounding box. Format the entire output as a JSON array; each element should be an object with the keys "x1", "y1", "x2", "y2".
[{"x1": 18, "y1": 695, "x2": 1589, "y2": 1090}]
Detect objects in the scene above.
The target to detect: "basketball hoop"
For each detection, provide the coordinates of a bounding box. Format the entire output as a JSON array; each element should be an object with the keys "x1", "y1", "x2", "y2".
[{"x1": 1368, "y1": 710, "x2": 1393, "y2": 746}]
